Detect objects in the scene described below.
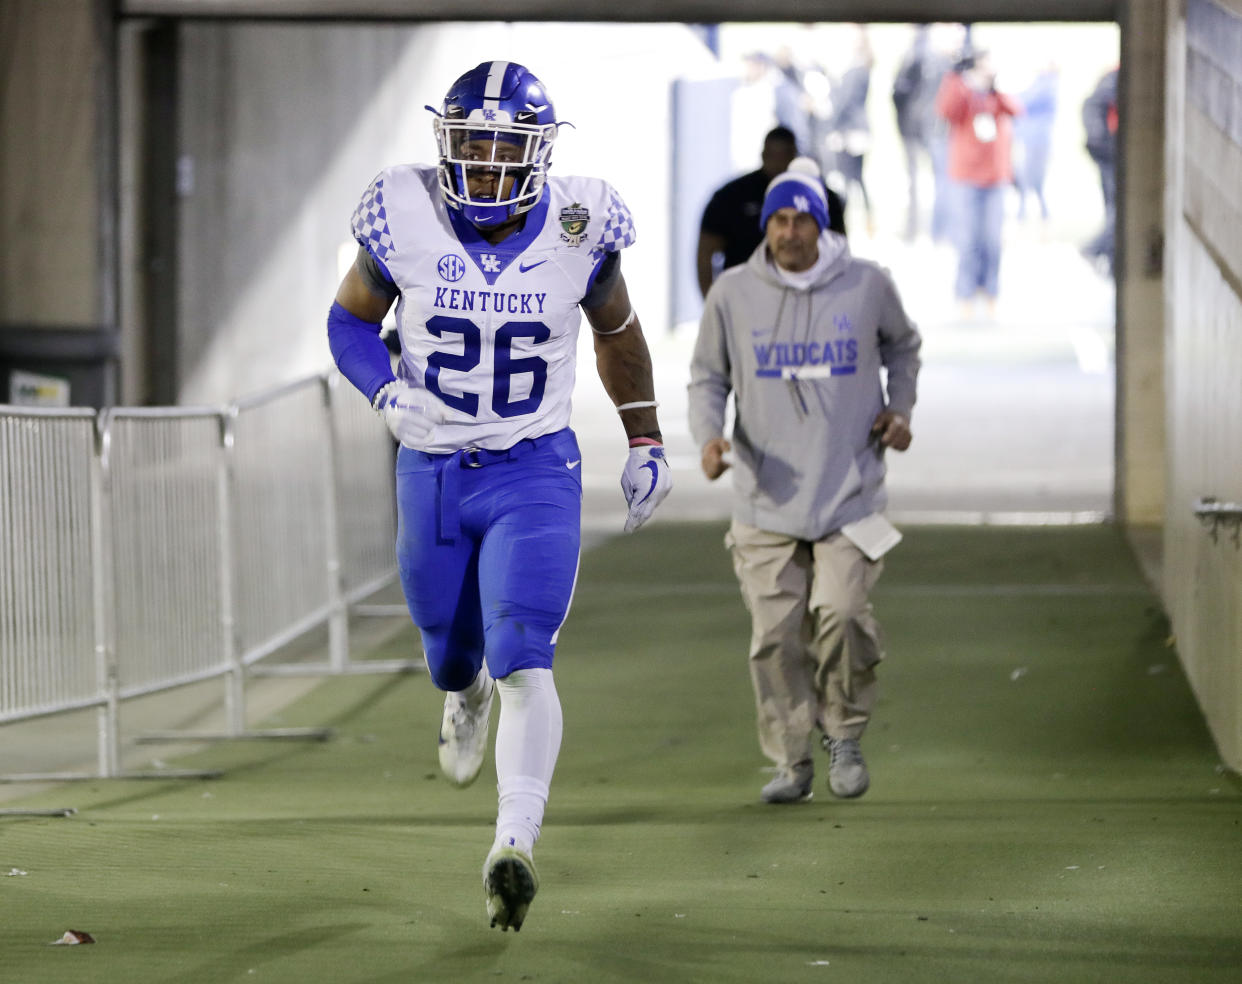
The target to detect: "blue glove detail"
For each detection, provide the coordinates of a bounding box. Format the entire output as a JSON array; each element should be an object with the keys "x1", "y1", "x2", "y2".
[
  {"x1": 621, "y1": 444, "x2": 672, "y2": 533},
  {"x1": 373, "y1": 380, "x2": 443, "y2": 448}
]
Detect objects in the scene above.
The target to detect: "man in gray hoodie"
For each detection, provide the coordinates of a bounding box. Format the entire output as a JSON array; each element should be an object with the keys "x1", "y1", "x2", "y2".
[{"x1": 688, "y1": 157, "x2": 922, "y2": 804}]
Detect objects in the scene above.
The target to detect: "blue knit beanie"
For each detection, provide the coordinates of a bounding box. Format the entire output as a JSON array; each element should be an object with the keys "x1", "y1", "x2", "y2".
[{"x1": 759, "y1": 157, "x2": 829, "y2": 232}]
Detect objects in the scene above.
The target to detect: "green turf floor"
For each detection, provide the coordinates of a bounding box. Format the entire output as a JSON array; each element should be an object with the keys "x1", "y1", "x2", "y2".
[{"x1": 3, "y1": 523, "x2": 1240, "y2": 983}]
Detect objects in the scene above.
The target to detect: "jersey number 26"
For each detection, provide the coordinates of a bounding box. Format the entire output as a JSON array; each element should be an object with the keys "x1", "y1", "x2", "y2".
[{"x1": 425, "y1": 315, "x2": 549, "y2": 419}]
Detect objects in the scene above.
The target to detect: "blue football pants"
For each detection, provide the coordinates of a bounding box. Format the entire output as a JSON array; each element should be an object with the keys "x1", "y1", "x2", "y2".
[{"x1": 394, "y1": 428, "x2": 583, "y2": 691}]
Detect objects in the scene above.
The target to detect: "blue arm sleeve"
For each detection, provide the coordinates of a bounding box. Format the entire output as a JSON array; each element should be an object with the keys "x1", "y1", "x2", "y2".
[{"x1": 327, "y1": 300, "x2": 396, "y2": 404}]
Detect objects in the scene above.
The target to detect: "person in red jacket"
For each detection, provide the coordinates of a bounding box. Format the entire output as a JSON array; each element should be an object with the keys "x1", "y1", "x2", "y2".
[{"x1": 936, "y1": 47, "x2": 1022, "y2": 318}]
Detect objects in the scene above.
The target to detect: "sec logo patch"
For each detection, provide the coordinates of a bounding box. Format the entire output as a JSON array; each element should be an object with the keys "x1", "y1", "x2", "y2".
[{"x1": 438, "y1": 254, "x2": 466, "y2": 282}]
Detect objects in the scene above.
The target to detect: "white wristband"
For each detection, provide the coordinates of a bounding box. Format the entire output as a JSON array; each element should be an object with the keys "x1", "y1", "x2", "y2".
[
  {"x1": 593, "y1": 308, "x2": 636, "y2": 336},
  {"x1": 615, "y1": 400, "x2": 659, "y2": 412},
  {"x1": 371, "y1": 379, "x2": 399, "y2": 411}
]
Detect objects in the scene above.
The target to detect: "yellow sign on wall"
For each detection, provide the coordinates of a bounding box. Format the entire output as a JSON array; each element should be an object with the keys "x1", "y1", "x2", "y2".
[{"x1": 8, "y1": 370, "x2": 70, "y2": 407}]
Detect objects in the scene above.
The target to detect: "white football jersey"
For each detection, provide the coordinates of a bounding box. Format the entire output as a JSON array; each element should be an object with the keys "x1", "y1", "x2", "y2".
[{"x1": 351, "y1": 165, "x2": 635, "y2": 453}]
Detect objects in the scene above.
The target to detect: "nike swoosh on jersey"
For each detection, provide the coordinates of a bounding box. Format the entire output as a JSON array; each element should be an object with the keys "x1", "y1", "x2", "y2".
[
  {"x1": 519, "y1": 259, "x2": 549, "y2": 273},
  {"x1": 566, "y1": 459, "x2": 581, "y2": 469}
]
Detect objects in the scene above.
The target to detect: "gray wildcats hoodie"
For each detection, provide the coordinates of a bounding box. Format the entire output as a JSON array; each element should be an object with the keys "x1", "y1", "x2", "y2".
[{"x1": 687, "y1": 231, "x2": 922, "y2": 542}]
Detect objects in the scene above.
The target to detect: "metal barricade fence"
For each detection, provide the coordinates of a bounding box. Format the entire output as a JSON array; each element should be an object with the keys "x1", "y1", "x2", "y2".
[
  {"x1": 104, "y1": 409, "x2": 229, "y2": 699},
  {"x1": 0, "y1": 408, "x2": 101, "y2": 727},
  {"x1": 240, "y1": 373, "x2": 413, "y2": 680},
  {"x1": 231, "y1": 379, "x2": 337, "y2": 666},
  {"x1": 331, "y1": 373, "x2": 400, "y2": 607},
  {"x1": 0, "y1": 372, "x2": 414, "y2": 783}
]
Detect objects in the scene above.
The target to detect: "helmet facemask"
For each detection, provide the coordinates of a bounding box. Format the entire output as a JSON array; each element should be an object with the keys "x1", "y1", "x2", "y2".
[
  {"x1": 433, "y1": 111, "x2": 557, "y2": 229},
  {"x1": 430, "y1": 61, "x2": 560, "y2": 229}
]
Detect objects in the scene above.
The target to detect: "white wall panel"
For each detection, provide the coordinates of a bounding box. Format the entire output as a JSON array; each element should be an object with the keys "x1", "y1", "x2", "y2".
[
  {"x1": 1163, "y1": 0, "x2": 1242, "y2": 771},
  {"x1": 1164, "y1": 235, "x2": 1242, "y2": 770}
]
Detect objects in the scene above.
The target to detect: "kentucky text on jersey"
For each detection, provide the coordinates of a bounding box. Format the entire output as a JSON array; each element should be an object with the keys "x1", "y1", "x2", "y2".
[
  {"x1": 754, "y1": 339, "x2": 859, "y2": 377},
  {"x1": 434, "y1": 287, "x2": 549, "y2": 315}
]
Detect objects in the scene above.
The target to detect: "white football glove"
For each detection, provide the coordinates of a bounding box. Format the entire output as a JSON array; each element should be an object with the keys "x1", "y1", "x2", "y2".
[
  {"x1": 373, "y1": 380, "x2": 442, "y2": 448},
  {"x1": 620, "y1": 443, "x2": 672, "y2": 533}
]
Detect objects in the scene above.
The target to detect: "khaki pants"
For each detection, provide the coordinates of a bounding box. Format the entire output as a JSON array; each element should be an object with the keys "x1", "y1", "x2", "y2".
[{"x1": 726, "y1": 518, "x2": 885, "y2": 773}]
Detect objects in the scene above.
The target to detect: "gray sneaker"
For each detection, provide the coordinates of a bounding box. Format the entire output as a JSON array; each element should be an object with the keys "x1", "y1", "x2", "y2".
[
  {"x1": 823, "y1": 736, "x2": 870, "y2": 798},
  {"x1": 760, "y1": 765, "x2": 814, "y2": 804}
]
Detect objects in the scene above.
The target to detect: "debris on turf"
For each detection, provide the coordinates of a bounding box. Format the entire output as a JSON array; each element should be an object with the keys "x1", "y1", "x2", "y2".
[{"x1": 50, "y1": 930, "x2": 95, "y2": 945}]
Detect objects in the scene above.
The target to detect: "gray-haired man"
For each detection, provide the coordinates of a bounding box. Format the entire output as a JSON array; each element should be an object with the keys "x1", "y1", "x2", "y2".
[{"x1": 688, "y1": 157, "x2": 922, "y2": 804}]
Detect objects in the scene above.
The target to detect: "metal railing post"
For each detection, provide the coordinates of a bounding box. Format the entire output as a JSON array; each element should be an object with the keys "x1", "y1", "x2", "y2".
[
  {"x1": 322, "y1": 374, "x2": 348, "y2": 672},
  {"x1": 218, "y1": 407, "x2": 245, "y2": 736},
  {"x1": 93, "y1": 410, "x2": 121, "y2": 778}
]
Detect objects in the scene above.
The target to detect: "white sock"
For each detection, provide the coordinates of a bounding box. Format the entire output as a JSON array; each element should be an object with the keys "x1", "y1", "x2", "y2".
[
  {"x1": 493, "y1": 668, "x2": 562, "y2": 854},
  {"x1": 457, "y1": 663, "x2": 492, "y2": 708}
]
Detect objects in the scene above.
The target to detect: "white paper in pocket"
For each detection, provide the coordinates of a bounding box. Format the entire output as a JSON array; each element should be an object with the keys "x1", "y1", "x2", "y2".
[{"x1": 840, "y1": 513, "x2": 903, "y2": 561}]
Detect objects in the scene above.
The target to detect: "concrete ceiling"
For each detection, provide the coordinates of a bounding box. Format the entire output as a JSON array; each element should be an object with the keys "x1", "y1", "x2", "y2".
[{"x1": 120, "y1": 1, "x2": 1119, "y2": 23}]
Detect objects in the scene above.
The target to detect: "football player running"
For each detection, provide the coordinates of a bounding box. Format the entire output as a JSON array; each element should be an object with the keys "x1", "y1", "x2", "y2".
[{"x1": 326, "y1": 61, "x2": 671, "y2": 932}]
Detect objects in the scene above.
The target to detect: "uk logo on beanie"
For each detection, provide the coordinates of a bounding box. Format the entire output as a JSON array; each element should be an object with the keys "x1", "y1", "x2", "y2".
[{"x1": 759, "y1": 157, "x2": 830, "y2": 232}]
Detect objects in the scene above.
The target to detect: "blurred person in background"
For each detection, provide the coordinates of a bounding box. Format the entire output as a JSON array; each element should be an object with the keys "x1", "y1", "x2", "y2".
[
  {"x1": 327, "y1": 59, "x2": 671, "y2": 933},
  {"x1": 698, "y1": 126, "x2": 845, "y2": 299},
  {"x1": 937, "y1": 39, "x2": 1022, "y2": 319},
  {"x1": 1013, "y1": 60, "x2": 1060, "y2": 227},
  {"x1": 772, "y1": 45, "x2": 814, "y2": 158},
  {"x1": 1081, "y1": 65, "x2": 1118, "y2": 276},
  {"x1": 892, "y1": 24, "x2": 952, "y2": 243},
  {"x1": 821, "y1": 25, "x2": 877, "y2": 238},
  {"x1": 731, "y1": 52, "x2": 787, "y2": 172},
  {"x1": 688, "y1": 157, "x2": 921, "y2": 806}
]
